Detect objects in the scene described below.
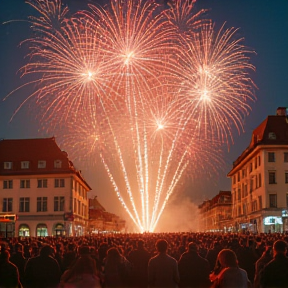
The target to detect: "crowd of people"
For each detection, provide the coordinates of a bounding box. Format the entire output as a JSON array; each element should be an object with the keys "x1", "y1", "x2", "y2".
[{"x1": 0, "y1": 231, "x2": 288, "y2": 288}]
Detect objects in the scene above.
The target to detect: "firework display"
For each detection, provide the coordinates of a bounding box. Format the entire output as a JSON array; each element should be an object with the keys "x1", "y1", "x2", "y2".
[{"x1": 5, "y1": 0, "x2": 256, "y2": 232}]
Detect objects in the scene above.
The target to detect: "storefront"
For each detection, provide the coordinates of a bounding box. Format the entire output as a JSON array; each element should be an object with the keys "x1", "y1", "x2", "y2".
[
  {"x1": 263, "y1": 216, "x2": 283, "y2": 233},
  {"x1": 0, "y1": 214, "x2": 16, "y2": 238}
]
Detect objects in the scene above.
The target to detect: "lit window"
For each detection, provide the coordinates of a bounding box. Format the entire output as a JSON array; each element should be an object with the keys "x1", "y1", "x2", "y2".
[
  {"x1": 21, "y1": 161, "x2": 30, "y2": 169},
  {"x1": 38, "y1": 160, "x2": 46, "y2": 168},
  {"x1": 4, "y1": 162, "x2": 12, "y2": 169},
  {"x1": 268, "y1": 152, "x2": 275, "y2": 162}
]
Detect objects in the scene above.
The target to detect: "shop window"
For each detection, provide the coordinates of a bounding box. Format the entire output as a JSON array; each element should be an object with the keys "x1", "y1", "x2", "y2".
[
  {"x1": 18, "y1": 224, "x2": 30, "y2": 237},
  {"x1": 36, "y1": 224, "x2": 48, "y2": 237}
]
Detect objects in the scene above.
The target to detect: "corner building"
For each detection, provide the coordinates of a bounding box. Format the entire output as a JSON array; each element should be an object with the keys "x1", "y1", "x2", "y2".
[
  {"x1": 0, "y1": 137, "x2": 91, "y2": 237},
  {"x1": 227, "y1": 107, "x2": 288, "y2": 233}
]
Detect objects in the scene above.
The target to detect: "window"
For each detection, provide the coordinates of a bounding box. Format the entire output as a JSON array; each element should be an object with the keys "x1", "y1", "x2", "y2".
[
  {"x1": 249, "y1": 163, "x2": 253, "y2": 173},
  {"x1": 250, "y1": 178, "x2": 253, "y2": 192},
  {"x1": 269, "y1": 171, "x2": 276, "y2": 184},
  {"x1": 258, "y1": 156, "x2": 261, "y2": 166},
  {"x1": 54, "y1": 197, "x2": 64, "y2": 211},
  {"x1": 237, "y1": 188, "x2": 241, "y2": 201},
  {"x1": 37, "y1": 197, "x2": 48, "y2": 212},
  {"x1": 4, "y1": 162, "x2": 12, "y2": 169},
  {"x1": 269, "y1": 194, "x2": 277, "y2": 208},
  {"x1": 55, "y1": 178, "x2": 65, "y2": 188},
  {"x1": 237, "y1": 172, "x2": 240, "y2": 182},
  {"x1": 287, "y1": 194, "x2": 288, "y2": 207},
  {"x1": 3, "y1": 180, "x2": 13, "y2": 189},
  {"x1": 268, "y1": 132, "x2": 276, "y2": 139},
  {"x1": 3, "y1": 198, "x2": 13, "y2": 212},
  {"x1": 286, "y1": 172, "x2": 288, "y2": 184},
  {"x1": 268, "y1": 152, "x2": 275, "y2": 162},
  {"x1": 252, "y1": 200, "x2": 257, "y2": 212},
  {"x1": 258, "y1": 173, "x2": 262, "y2": 187},
  {"x1": 37, "y1": 179, "x2": 48, "y2": 188},
  {"x1": 20, "y1": 180, "x2": 30, "y2": 189},
  {"x1": 233, "y1": 176, "x2": 236, "y2": 185},
  {"x1": 21, "y1": 161, "x2": 30, "y2": 169},
  {"x1": 285, "y1": 152, "x2": 288, "y2": 163},
  {"x1": 54, "y1": 160, "x2": 62, "y2": 168},
  {"x1": 78, "y1": 200, "x2": 81, "y2": 214},
  {"x1": 254, "y1": 158, "x2": 257, "y2": 169},
  {"x1": 38, "y1": 160, "x2": 46, "y2": 168},
  {"x1": 19, "y1": 197, "x2": 30, "y2": 212},
  {"x1": 74, "y1": 198, "x2": 77, "y2": 213}
]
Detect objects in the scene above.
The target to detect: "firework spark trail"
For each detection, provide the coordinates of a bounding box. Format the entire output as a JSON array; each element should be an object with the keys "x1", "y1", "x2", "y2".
[{"x1": 4, "y1": 0, "x2": 256, "y2": 232}]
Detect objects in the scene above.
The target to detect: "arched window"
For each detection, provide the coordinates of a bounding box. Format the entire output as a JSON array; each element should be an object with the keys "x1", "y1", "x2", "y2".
[
  {"x1": 36, "y1": 223, "x2": 48, "y2": 237},
  {"x1": 19, "y1": 224, "x2": 30, "y2": 237},
  {"x1": 53, "y1": 223, "x2": 65, "y2": 237}
]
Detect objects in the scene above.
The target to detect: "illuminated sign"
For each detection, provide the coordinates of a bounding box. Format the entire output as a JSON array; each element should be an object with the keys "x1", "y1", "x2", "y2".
[{"x1": 264, "y1": 216, "x2": 283, "y2": 225}]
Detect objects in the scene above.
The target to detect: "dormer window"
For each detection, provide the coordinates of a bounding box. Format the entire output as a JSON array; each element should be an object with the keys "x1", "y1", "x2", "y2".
[
  {"x1": 38, "y1": 160, "x2": 46, "y2": 168},
  {"x1": 54, "y1": 160, "x2": 62, "y2": 168},
  {"x1": 4, "y1": 162, "x2": 12, "y2": 169},
  {"x1": 268, "y1": 132, "x2": 276, "y2": 140},
  {"x1": 21, "y1": 161, "x2": 30, "y2": 169}
]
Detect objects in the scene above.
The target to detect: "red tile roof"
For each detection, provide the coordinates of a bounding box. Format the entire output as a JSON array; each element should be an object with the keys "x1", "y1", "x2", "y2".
[
  {"x1": 0, "y1": 137, "x2": 91, "y2": 189},
  {"x1": 228, "y1": 115, "x2": 288, "y2": 173}
]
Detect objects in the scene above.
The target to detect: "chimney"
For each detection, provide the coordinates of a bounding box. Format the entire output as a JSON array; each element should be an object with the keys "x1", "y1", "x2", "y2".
[{"x1": 276, "y1": 107, "x2": 287, "y2": 116}]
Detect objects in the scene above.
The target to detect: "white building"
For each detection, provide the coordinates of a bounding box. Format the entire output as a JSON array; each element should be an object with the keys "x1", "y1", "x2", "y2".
[
  {"x1": 227, "y1": 107, "x2": 288, "y2": 233},
  {"x1": 0, "y1": 137, "x2": 91, "y2": 237}
]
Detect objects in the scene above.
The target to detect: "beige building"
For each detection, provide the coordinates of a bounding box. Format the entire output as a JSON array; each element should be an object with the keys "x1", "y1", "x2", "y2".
[
  {"x1": 198, "y1": 191, "x2": 232, "y2": 232},
  {"x1": 0, "y1": 137, "x2": 91, "y2": 237},
  {"x1": 227, "y1": 107, "x2": 288, "y2": 233}
]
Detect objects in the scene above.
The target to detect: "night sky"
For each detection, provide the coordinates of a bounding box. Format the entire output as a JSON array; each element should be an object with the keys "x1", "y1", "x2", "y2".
[{"x1": 1, "y1": 0, "x2": 288, "y2": 231}]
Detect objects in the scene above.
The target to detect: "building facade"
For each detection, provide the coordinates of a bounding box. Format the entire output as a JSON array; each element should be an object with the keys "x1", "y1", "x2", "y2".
[
  {"x1": 198, "y1": 191, "x2": 232, "y2": 232},
  {"x1": 0, "y1": 137, "x2": 91, "y2": 237},
  {"x1": 227, "y1": 108, "x2": 288, "y2": 233},
  {"x1": 89, "y1": 196, "x2": 126, "y2": 234}
]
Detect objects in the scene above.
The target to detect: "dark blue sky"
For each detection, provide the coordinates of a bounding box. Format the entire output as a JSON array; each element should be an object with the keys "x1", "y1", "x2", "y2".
[{"x1": 1, "y1": 0, "x2": 288, "y2": 228}]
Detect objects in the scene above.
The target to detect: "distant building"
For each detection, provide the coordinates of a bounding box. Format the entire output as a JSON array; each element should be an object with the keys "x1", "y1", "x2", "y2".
[
  {"x1": 227, "y1": 107, "x2": 288, "y2": 233},
  {"x1": 0, "y1": 137, "x2": 91, "y2": 237},
  {"x1": 89, "y1": 196, "x2": 126, "y2": 234},
  {"x1": 198, "y1": 191, "x2": 232, "y2": 232}
]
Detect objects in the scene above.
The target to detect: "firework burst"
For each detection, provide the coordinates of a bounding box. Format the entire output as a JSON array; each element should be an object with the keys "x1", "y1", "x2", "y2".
[{"x1": 4, "y1": 0, "x2": 256, "y2": 232}]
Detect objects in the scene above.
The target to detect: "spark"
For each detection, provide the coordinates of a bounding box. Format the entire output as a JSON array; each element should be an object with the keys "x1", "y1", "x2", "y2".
[{"x1": 4, "y1": 0, "x2": 256, "y2": 232}]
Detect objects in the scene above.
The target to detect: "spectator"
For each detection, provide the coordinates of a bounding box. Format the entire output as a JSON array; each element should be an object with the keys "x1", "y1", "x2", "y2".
[
  {"x1": 178, "y1": 242, "x2": 211, "y2": 288},
  {"x1": 128, "y1": 239, "x2": 151, "y2": 288},
  {"x1": 253, "y1": 245, "x2": 273, "y2": 288},
  {"x1": 10, "y1": 243, "x2": 27, "y2": 286},
  {"x1": 103, "y1": 247, "x2": 132, "y2": 288},
  {"x1": 211, "y1": 249, "x2": 252, "y2": 288},
  {"x1": 0, "y1": 249, "x2": 22, "y2": 288},
  {"x1": 24, "y1": 244, "x2": 61, "y2": 288},
  {"x1": 60, "y1": 245, "x2": 101, "y2": 288},
  {"x1": 148, "y1": 239, "x2": 179, "y2": 288},
  {"x1": 260, "y1": 240, "x2": 288, "y2": 288}
]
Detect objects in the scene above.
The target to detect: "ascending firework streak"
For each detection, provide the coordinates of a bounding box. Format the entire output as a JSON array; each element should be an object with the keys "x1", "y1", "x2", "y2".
[{"x1": 4, "y1": 0, "x2": 256, "y2": 232}]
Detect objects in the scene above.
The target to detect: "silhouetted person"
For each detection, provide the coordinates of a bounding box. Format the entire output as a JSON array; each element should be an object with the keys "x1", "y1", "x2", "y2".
[
  {"x1": 148, "y1": 239, "x2": 179, "y2": 288},
  {"x1": 10, "y1": 243, "x2": 27, "y2": 286},
  {"x1": 24, "y1": 244, "x2": 61, "y2": 288},
  {"x1": 128, "y1": 239, "x2": 151, "y2": 288},
  {"x1": 178, "y1": 242, "x2": 210, "y2": 288},
  {"x1": 0, "y1": 249, "x2": 22, "y2": 288},
  {"x1": 260, "y1": 240, "x2": 288, "y2": 288}
]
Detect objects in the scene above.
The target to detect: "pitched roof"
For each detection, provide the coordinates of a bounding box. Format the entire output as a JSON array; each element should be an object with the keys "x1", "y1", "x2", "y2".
[
  {"x1": 0, "y1": 137, "x2": 91, "y2": 189},
  {"x1": 228, "y1": 115, "x2": 288, "y2": 173}
]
